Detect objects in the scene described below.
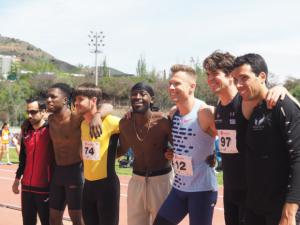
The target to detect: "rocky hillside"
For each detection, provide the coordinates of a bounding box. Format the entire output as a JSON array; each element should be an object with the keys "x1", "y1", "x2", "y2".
[{"x1": 0, "y1": 35, "x2": 77, "y2": 72}]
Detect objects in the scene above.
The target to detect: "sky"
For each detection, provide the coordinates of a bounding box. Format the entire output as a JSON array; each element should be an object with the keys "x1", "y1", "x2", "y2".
[{"x1": 0, "y1": 0, "x2": 299, "y2": 82}]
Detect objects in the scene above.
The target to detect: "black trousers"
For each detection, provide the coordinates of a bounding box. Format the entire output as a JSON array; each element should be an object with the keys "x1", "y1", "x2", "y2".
[
  {"x1": 82, "y1": 176, "x2": 120, "y2": 225},
  {"x1": 244, "y1": 208, "x2": 281, "y2": 225},
  {"x1": 21, "y1": 191, "x2": 49, "y2": 225},
  {"x1": 223, "y1": 189, "x2": 246, "y2": 225}
]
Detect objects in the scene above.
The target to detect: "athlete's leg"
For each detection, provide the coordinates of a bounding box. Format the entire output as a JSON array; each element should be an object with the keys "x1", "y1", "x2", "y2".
[
  {"x1": 66, "y1": 183, "x2": 84, "y2": 225},
  {"x1": 5, "y1": 144, "x2": 11, "y2": 164},
  {"x1": 223, "y1": 189, "x2": 240, "y2": 225},
  {"x1": 127, "y1": 175, "x2": 150, "y2": 225},
  {"x1": 188, "y1": 191, "x2": 217, "y2": 225},
  {"x1": 49, "y1": 182, "x2": 66, "y2": 225},
  {"x1": 97, "y1": 178, "x2": 120, "y2": 225},
  {"x1": 82, "y1": 182, "x2": 99, "y2": 225},
  {"x1": 0, "y1": 144, "x2": 5, "y2": 164},
  {"x1": 244, "y1": 208, "x2": 265, "y2": 225},
  {"x1": 50, "y1": 209, "x2": 64, "y2": 225},
  {"x1": 147, "y1": 172, "x2": 173, "y2": 224},
  {"x1": 0, "y1": 147, "x2": 3, "y2": 163},
  {"x1": 35, "y1": 193, "x2": 50, "y2": 225},
  {"x1": 22, "y1": 191, "x2": 38, "y2": 225},
  {"x1": 153, "y1": 188, "x2": 188, "y2": 225},
  {"x1": 68, "y1": 210, "x2": 84, "y2": 225},
  {"x1": 153, "y1": 214, "x2": 176, "y2": 225}
]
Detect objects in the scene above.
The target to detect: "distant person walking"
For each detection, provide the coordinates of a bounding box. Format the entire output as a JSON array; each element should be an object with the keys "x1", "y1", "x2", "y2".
[{"x1": 0, "y1": 122, "x2": 12, "y2": 165}]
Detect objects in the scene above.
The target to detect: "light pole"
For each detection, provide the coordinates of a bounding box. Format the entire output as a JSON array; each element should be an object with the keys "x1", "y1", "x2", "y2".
[{"x1": 88, "y1": 31, "x2": 105, "y2": 86}]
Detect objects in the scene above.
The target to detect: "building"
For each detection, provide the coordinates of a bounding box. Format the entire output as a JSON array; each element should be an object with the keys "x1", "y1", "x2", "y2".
[{"x1": 0, "y1": 55, "x2": 16, "y2": 79}]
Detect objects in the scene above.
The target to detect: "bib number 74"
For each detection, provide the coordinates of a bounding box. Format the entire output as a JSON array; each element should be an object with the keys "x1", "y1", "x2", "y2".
[{"x1": 82, "y1": 141, "x2": 100, "y2": 160}]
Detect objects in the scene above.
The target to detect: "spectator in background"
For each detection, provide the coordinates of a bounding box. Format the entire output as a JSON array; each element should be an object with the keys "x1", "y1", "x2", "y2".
[
  {"x1": 11, "y1": 133, "x2": 21, "y2": 155},
  {"x1": 0, "y1": 122, "x2": 12, "y2": 165}
]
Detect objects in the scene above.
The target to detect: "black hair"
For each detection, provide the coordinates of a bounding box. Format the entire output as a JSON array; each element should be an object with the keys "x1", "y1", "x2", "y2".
[
  {"x1": 26, "y1": 96, "x2": 46, "y2": 110},
  {"x1": 131, "y1": 82, "x2": 159, "y2": 111},
  {"x1": 50, "y1": 83, "x2": 73, "y2": 106},
  {"x1": 1, "y1": 122, "x2": 8, "y2": 130},
  {"x1": 50, "y1": 83, "x2": 73, "y2": 99},
  {"x1": 233, "y1": 53, "x2": 268, "y2": 80}
]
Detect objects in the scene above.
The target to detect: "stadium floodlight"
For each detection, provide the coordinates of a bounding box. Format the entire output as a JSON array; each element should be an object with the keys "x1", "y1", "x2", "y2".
[{"x1": 88, "y1": 31, "x2": 105, "y2": 86}]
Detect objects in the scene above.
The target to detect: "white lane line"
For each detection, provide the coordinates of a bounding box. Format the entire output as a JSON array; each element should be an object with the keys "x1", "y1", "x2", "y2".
[{"x1": 0, "y1": 176, "x2": 225, "y2": 212}]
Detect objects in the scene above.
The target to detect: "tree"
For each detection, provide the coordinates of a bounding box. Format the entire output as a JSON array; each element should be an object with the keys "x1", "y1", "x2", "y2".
[
  {"x1": 102, "y1": 57, "x2": 109, "y2": 77},
  {"x1": 191, "y1": 58, "x2": 218, "y2": 105},
  {"x1": 136, "y1": 55, "x2": 147, "y2": 77},
  {"x1": 7, "y1": 61, "x2": 20, "y2": 80},
  {"x1": 284, "y1": 77, "x2": 300, "y2": 101}
]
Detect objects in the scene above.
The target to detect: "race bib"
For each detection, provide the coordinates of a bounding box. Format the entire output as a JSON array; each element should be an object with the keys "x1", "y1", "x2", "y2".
[
  {"x1": 172, "y1": 154, "x2": 193, "y2": 176},
  {"x1": 218, "y1": 130, "x2": 238, "y2": 154},
  {"x1": 82, "y1": 141, "x2": 100, "y2": 160}
]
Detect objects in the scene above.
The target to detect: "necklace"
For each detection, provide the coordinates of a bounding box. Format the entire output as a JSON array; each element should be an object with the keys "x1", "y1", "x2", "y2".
[{"x1": 133, "y1": 112, "x2": 153, "y2": 142}]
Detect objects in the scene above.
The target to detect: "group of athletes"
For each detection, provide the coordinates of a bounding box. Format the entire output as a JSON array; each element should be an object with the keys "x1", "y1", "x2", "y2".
[{"x1": 8, "y1": 51, "x2": 300, "y2": 225}]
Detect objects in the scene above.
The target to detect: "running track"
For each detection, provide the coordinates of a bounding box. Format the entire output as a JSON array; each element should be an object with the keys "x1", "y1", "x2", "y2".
[{"x1": 0, "y1": 164, "x2": 225, "y2": 225}]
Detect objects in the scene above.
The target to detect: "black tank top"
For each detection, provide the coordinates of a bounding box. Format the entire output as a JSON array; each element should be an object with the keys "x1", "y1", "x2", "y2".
[{"x1": 215, "y1": 94, "x2": 246, "y2": 190}]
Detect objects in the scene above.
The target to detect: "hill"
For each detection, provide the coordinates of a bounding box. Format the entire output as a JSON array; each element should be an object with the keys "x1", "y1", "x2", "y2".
[
  {"x1": 0, "y1": 35, "x2": 77, "y2": 72},
  {"x1": 0, "y1": 35, "x2": 134, "y2": 76}
]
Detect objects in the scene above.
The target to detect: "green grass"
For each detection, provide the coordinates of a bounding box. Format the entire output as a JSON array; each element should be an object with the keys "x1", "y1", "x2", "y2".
[
  {"x1": 1, "y1": 147, "x2": 19, "y2": 164},
  {"x1": 5, "y1": 148, "x2": 223, "y2": 185},
  {"x1": 216, "y1": 171, "x2": 223, "y2": 185}
]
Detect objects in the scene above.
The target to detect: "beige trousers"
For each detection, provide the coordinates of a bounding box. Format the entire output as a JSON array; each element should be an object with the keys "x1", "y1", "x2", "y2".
[{"x1": 127, "y1": 171, "x2": 173, "y2": 225}]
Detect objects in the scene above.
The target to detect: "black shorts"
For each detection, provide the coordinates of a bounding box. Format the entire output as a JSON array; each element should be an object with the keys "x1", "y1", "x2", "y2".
[
  {"x1": 50, "y1": 162, "x2": 84, "y2": 210},
  {"x1": 82, "y1": 176, "x2": 120, "y2": 225}
]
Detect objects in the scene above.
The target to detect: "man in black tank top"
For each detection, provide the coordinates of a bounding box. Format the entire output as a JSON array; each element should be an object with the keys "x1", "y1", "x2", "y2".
[
  {"x1": 204, "y1": 52, "x2": 247, "y2": 225},
  {"x1": 203, "y1": 51, "x2": 288, "y2": 225}
]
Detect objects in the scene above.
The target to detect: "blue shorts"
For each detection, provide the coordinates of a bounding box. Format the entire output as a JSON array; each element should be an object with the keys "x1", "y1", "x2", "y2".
[{"x1": 157, "y1": 188, "x2": 217, "y2": 225}]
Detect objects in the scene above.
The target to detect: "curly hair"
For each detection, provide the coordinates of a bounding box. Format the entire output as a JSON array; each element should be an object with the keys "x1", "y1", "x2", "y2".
[{"x1": 203, "y1": 51, "x2": 235, "y2": 76}]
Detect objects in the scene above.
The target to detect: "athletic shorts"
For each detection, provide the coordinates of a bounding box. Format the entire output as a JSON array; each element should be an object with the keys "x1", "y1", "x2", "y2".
[
  {"x1": 50, "y1": 162, "x2": 84, "y2": 210},
  {"x1": 156, "y1": 188, "x2": 217, "y2": 225}
]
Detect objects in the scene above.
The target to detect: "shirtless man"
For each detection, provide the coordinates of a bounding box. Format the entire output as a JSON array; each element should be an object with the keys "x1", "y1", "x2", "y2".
[
  {"x1": 46, "y1": 83, "x2": 104, "y2": 225},
  {"x1": 118, "y1": 82, "x2": 173, "y2": 225}
]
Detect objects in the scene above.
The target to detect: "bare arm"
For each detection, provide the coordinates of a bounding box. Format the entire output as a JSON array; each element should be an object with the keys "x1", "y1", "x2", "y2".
[
  {"x1": 117, "y1": 121, "x2": 130, "y2": 158},
  {"x1": 198, "y1": 104, "x2": 217, "y2": 138},
  {"x1": 266, "y1": 85, "x2": 289, "y2": 109}
]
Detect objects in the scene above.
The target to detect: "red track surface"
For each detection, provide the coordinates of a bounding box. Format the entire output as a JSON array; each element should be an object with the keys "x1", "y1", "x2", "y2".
[{"x1": 0, "y1": 164, "x2": 225, "y2": 225}]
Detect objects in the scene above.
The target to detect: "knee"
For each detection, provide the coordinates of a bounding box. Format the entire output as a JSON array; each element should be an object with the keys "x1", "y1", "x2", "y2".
[
  {"x1": 50, "y1": 210, "x2": 63, "y2": 225},
  {"x1": 68, "y1": 210, "x2": 83, "y2": 225},
  {"x1": 49, "y1": 216, "x2": 61, "y2": 225},
  {"x1": 153, "y1": 214, "x2": 175, "y2": 225}
]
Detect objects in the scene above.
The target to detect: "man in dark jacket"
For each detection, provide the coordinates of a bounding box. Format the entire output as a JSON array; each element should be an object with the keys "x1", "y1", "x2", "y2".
[
  {"x1": 232, "y1": 53, "x2": 300, "y2": 225},
  {"x1": 12, "y1": 96, "x2": 54, "y2": 225}
]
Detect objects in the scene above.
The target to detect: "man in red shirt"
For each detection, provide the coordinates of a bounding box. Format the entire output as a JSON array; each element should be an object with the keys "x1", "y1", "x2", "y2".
[{"x1": 12, "y1": 96, "x2": 54, "y2": 225}]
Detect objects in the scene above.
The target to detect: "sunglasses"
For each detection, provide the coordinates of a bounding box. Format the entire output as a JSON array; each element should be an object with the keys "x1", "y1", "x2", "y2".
[{"x1": 26, "y1": 110, "x2": 40, "y2": 115}]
